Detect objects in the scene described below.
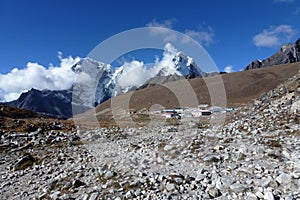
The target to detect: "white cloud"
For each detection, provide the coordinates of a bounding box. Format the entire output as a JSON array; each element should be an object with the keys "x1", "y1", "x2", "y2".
[
  {"x1": 146, "y1": 18, "x2": 175, "y2": 29},
  {"x1": 146, "y1": 19, "x2": 178, "y2": 42},
  {"x1": 2, "y1": 92, "x2": 20, "y2": 102},
  {"x1": 116, "y1": 43, "x2": 179, "y2": 89},
  {"x1": 0, "y1": 53, "x2": 80, "y2": 102},
  {"x1": 183, "y1": 27, "x2": 214, "y2": 46},
  {"x1": 117, "y1": 61, "x2": 149, "y2": 89},
  {"x1": 115, "y1": 51, "x2": 178, "y2": 90},
  {"x1": 164, "y1": 43, "x2": 178, "y2": 54},
  {"x1": 253, "y1": 25, "x2": 297, "y2": 48},
  {"x1": 152, "y1": 43, "x2": 179, "y2": 75},
  {"x1": 224, "y1": 65, "x2": 234, "y2": 73},
  {"x1": 146, "y1": 19, "x2": 215, "y2": 46}
]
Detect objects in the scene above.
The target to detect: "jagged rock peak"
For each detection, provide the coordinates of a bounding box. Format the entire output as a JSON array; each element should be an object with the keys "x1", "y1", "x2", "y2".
[{"x1": 245, "y1": 37, "x2": 300, "y2": 70}]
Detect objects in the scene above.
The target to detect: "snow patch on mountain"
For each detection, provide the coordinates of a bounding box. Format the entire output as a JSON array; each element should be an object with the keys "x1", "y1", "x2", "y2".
[{"x1": 71, "y1": 58, "x2": 115, "y2": 108}]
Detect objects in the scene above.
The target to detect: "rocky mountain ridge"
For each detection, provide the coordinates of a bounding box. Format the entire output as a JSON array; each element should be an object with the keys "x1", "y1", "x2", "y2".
[
  {"x1": 6, "y1": 88, "x2": 73, "y2": 118},
  {"x1": 245, "y1": 38, "x2": 300, "y2": 70}
]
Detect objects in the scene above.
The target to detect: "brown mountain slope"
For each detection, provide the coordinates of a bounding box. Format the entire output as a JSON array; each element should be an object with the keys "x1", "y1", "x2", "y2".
[
  {"x1": 94, "y1": 62, "x2": 300, "y2": 116},
  {"x1": 0, "y1": 103, "x2": 43, "y2": 119},
  {"x1": 0, "y1": 104, "x2": 74, "y2": 133}
]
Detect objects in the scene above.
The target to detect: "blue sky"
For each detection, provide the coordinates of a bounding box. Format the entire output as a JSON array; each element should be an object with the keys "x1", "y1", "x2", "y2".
[{"x1": 0, "y1": 0, "x2": 299, "y2": 73}]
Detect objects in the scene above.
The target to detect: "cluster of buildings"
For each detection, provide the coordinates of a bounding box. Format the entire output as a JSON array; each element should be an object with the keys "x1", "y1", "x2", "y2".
[
  {"x1": 160, "y1": 104, "x2": 234, "y2": 119},
  {"x1": 125, "y1": 104, "x2": 235, "y2": 119}
]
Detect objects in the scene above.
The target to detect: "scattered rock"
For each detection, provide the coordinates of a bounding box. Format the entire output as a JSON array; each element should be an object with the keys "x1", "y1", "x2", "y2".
[
  {"x1": 14, "y1": 153, "x2": 35, "y2": 171},
  {"x1": 276, "y1": 173, "x2": 292, "y2": 185},
  {"x1": 246, "y1": 192, "x2": 258, "y2": 200},
  {"x1": 255, "y1": 191, "x2": 265, "y2": 199},
  {"x1": 203, "y1": 154, "x2": 220, "y2": 162},
  {"x1": 230, "y1": 183, "x2": 248, "y2": 193},
  {"x1": 208, "y1": 188, "x2": 221, "y2": 198},
  {"x1": 89, "y1": 192, "x2": 99, "y2": 200},
  {"x1": 166, "y1": 183, "x2": 176, "y2": 191},
  {"x1": 264, "y1": 191, "x2": 274, "y2": 200},
  {"x1": 104, "y1": 171, "x2": 116, "y2": 179},
  {"x1": 164, "y1": 145, "x2": 174, "y2": 151},
  {"x1": 125, "y1": 190, "x2": 133, "y2": 198},
  {"x1": 49, "y1": 191, "x2": 61, "y2": 200},
  {"x1": 73, "y1": 179, "x2": 86, "y2": 188}
]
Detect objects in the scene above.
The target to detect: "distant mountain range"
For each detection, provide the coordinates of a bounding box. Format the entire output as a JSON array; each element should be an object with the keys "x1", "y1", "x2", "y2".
[
  {"x1": 6, "y1": 38, "x2": 300, "y2": 118},
  {"x1": 7, "y1": 50, "x2": 205, "y2": 118}
]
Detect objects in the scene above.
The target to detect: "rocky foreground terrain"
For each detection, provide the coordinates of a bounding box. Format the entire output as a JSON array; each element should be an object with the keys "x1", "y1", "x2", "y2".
[{"x1": 1, "y1": 71, "x2": 300, "y2": 199}]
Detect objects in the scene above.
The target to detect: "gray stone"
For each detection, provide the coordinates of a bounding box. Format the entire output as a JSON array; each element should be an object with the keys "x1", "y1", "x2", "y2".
[
  {"x1": 157, "y1": 156, "x2": 164, "y2": 164},
  {"x1": 14, "y1": 153, "x2": 35, "y2": 170},
  {"x1": 255, "y1": 191, "x2": 265, "y2": 199},
  {"x1": 72, "y1": 179, "x2": 85, "y2": 188},
  {"x1": 264, "y1": 191, "x2": 274, "y2": 200},
  {"x1": 284, "y1": 196, "x2": 294, "y2": 200},
  {"x1": 245, "y1": 179, "x2": 253, "y2": 185},
  {"x1": 196, "y1": 173, "x2": 206, "y2": 181},
  {"x1": 174, "y1": 177, "x2": 183, "y2": 185},
  {"x1": 104, "y1": 171, "x2": 116, "y2": 179},
  {"x1": 125, "y1": 190, "x2": 133, "y2": 199},
  {"x1": 213, "y1": 145, "x2": 224, "y2": 152},
  {"x1": 164, "y1": 145, "x2": 174, "y2": 151},
  {"x1": 202, "y1": 193, "x2": 212, "y2": 199},
  {"x1": 60, "y1": 194, "x2": 70, "y2": 200},
  {"x1": 208, "y1": 188, "x2": 221, "y2": 198},
  {"x1": 166, "y1": 183, "x2": 175, "y2": 191},
  {"x1": 230, "y1": 183, "x2": 248, "y2": 193},
  {"x1": 203, "y1": 154, "x2": 220, "y2": 162},
  {"x1": 254, "y1": 177, "x2": 272, "y2": 187},
  {"x1": 246, "y1": 192, "x2": 258, "y2": 200},
  {"x1": 89, "y1": 192, "x2": 99, "y2": 200},
  {"x1": 82, "y1": 194, "x2": 89, "y2": 200},
  {"x1": 276, "y1": 173, "x2": 291, "y2": 185},
  {"x1": 254, "y1": 100, "x2": 263, "y2": 107},
  {"x1": 50, "y1": 191, "x2": 61, "y2": 200},
  {"x1": 291, "y1": 100, "x2": 300, "y2": 113},
  {"x1": 221, "y1": 177, "x2": 235, "y2": 187},
  {"x1": 134, "y1": 188, "x2": 141, "y2": 196}
]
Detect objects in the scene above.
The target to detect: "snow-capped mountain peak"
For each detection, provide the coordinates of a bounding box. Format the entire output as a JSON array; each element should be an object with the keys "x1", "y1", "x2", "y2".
[
  {"x1": 71, "y1": 58, "x2": 115, "y2": 108},
  {"x1": 71, "y1": 58, "x2": 112, "y2": 77},
  {"x1": 156, "y1": 50, "x2": 204, "y2": 78},
  {"x1": 72, "y1": 44, "x2": 205, "y2": 108}
]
